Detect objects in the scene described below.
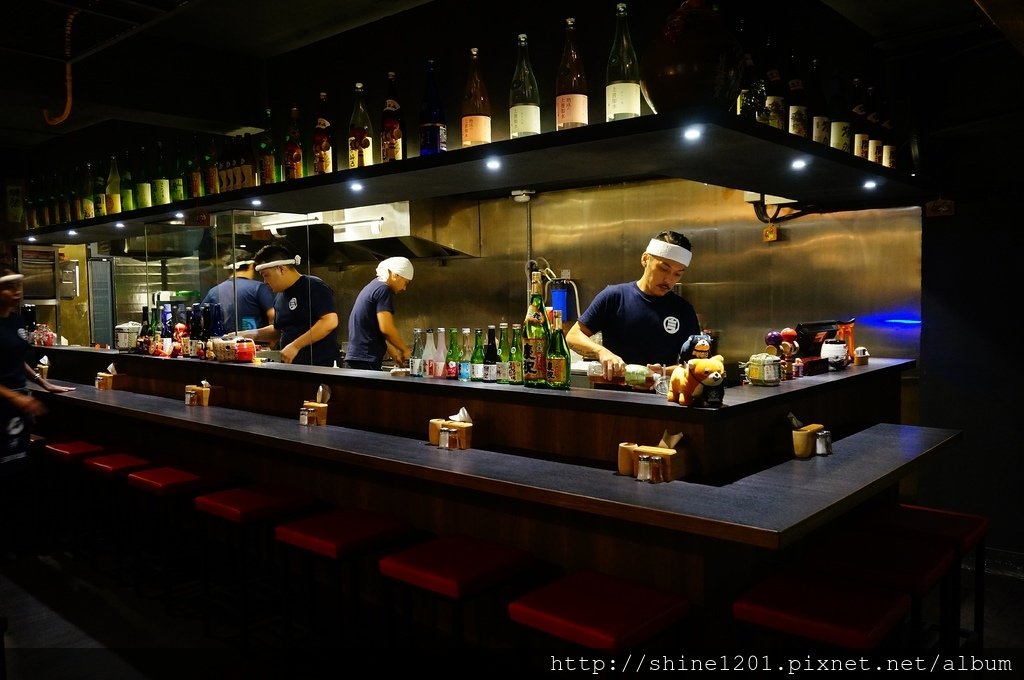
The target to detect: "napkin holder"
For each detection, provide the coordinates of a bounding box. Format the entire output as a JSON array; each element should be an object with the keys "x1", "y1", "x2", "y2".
[
  {"x1": 427, "y1": 418, "x2": 473, "y2": 449},
  {"x1": 792, "y1": 423, "x2": 824, "y2": 458},
  {"x1": 95, "y1": 372, "x2": 131, "y2": 390},
  {"x1": 302, "y1": 401, "x2": 329, "y2": 425}
]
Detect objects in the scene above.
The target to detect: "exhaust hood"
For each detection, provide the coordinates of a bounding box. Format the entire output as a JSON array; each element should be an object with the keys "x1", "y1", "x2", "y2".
[{"x1": 230, "y1": 202, "x2": 476, "y2": 267}]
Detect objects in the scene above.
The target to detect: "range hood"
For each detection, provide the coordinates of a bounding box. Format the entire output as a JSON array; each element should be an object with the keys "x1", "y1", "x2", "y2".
[{"x1": 234, "y1": 202, "x2": 476, "y2": 267}]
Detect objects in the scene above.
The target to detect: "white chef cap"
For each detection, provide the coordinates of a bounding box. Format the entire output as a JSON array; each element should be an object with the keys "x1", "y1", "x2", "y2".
[{"x1": 376, "y1": 256, "x2": 414, "y2": 282}]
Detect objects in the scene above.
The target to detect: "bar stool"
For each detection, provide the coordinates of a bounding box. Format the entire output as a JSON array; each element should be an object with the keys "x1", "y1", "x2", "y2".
[
  {"x1": 802, "y1": 528, "x2": 956, "y2": 648},
  {"x1": 378, "y1": 534, "x2": 537, "y2": 646},
  {"x1": 733, "y1": 571, "x2": 911, "y2": 649},
  {"x1": 508, "y1": 569, "x2": 690, "y2": 650},
  {"x1": 854, "y1": 503, "x2": 990, "y2": 647},
  {"x1": 127, "y1": 465, "x2": 233, "y2": 606},
  {"x1": 193, "y1": 484, "x2": 319, "y2": 646},
  {"x1": 274, "y1": 508, "x2": 418, "y2": 643},
  {"x1": 81, "y1": 452, "x2": 154, "y2": 575},
  {"x1": 41, "y1": 439, "x2": 107, "y2": 550}
]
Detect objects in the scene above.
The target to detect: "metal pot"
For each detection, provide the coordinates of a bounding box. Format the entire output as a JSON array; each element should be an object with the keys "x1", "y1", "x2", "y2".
[{"x1": 114, "y1": 321, "x2": 142, "y2": 351}]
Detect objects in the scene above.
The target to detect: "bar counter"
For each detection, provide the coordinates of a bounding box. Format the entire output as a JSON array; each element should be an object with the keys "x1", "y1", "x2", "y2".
[{"x1": 38, "y1": 346, "x2": 916, "y2": 484}]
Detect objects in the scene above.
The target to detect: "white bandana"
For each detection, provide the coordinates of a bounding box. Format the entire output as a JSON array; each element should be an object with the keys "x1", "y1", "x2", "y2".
[
  {"x1": 376, "y1": 256, "x2": 414, "y2": 282},
  {"x1": 225, "y1": 259, "x2": 255, "y2": 270},
  {"x1": 645, "y1": 239, "x2": 692, "y2": 267},
  {"x1": 0, "y1": 274, "x2": 25, "y2": 284},
  {"x1": 254, "y1": 255, "x2": 301, "y2": 272}
]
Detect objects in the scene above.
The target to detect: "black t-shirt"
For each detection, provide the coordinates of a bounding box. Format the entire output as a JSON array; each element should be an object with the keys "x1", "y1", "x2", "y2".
[
  {"x1": 0, "y1": 313, "x2": 30, "y2": 390},
  {"x1": 273, "y1": 274, "x2": 340, "y2": 366}
]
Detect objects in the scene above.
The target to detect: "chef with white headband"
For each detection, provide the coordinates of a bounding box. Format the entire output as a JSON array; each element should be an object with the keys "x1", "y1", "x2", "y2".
[
  {"x1": 233, "y1": 243, "x2": 339, "y2": 366},
  {"x1": 566, "y1": 230, "x2": 702, "y2": 385},
  {"x1": 345, "y1": 256, "x2": 414, "y2": 371}
]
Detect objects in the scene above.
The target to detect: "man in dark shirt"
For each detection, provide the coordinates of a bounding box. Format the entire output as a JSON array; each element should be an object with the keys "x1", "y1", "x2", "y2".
[
  {"x1": 235, "y1": 243, "x2": 339, "y2": 366},
  {"x1": 345, "y1": 257, "x2": 414, "y2": 371},
  {"x1": 201, "y1": 255, "x2": 276, "y2": 332},
  {"x1": 566, "y1": 230, "x2": 701, "y2": 381}
]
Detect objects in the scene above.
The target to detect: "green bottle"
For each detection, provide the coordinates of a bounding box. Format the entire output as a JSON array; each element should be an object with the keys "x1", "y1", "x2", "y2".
[
  {"x1": 509, "y1": 323, "x2": 524, "y2": 385},
  {"x1": 170, "y1": 136, "x2": 187, "y2": 202},
  {"x1": 119, "y1": 150, "x2": 136, "y2": 212},
  {"x1": 523, "y1": 270, "x2": 550, "y2": 387},
  {"x1": 445, "y1": 326, "x2": 460, "y2": 379},
  {"x1": 470, "y1": 327, "x2": 485, "y2": 381},
  {"x1": 545, "y1": 310, "x2": 571, "y2": 389},
  {"x1": 496, "y1": 322, "x2": 511, "y2": 384}
]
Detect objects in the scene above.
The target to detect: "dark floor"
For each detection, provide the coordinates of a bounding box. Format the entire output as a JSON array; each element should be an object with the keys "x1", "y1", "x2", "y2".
[{"x1": 2, "y1": 542, "x2": 1023, "y2": 679}]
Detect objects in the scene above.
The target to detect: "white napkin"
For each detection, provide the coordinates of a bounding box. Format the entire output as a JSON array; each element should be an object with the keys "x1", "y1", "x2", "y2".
[
  {"x1": 448, "y1": 407, "x2": 473, "y2": 424},
  {"x1": 39, "y1": 355, "x2": 50, "y2": 366},
  {"x1": 107, "y1": 363, "x2": 117, "y2": 375}
]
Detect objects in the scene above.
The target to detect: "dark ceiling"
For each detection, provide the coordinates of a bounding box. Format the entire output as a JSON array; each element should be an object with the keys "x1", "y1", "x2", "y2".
[{"x1": 1, "y1": 0, "x2": 1021, "y2": 193}]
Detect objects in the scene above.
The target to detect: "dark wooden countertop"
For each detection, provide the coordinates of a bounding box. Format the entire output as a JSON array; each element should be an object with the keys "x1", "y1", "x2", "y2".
[{"x1": 35, "y1": 379, "x2": 958, "y2": 550}]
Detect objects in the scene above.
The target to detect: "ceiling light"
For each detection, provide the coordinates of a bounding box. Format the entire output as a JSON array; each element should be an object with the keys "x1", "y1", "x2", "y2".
[
  {"x1": 174, "y1": 212, "x2": 185, "y2": 219},
  {"x1": 682, "y1": 126, "x2": 702, "y2": 141},
  {"x1": 863, "y1": 180, "x2": 877, "y2": 190},
  {"x1": 350, "y1": 182, "x2": 364, "y2": 192},
  {"x1": 250, "y1": 199, "x2": 262, "y2": 207},
  {"x1": 486, "y1": 158, "x2": 501, "y2": 170},
  {"x1": 115, "y1": 222, "x2": 125, "y2": 229},
  {"x1": 791, "y1": 159, "x2": 807, "y2": 170}
]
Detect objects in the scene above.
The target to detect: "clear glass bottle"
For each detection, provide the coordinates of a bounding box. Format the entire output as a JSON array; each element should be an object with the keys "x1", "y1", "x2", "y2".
[
  {"x1": 509, "y1": 323, "x2": 524, "y2": 385},
  {"x1": 381, "y1": 71, "x2": 404, "y2": 163},
  {"x1": 457, "y1": 327, "x2": 472, "y2": 382},
  {"x1": 523, "y1": 271, "x2": 550, "y2": 387},
  {"x1": 419, "y1": 59, "x2": 447, "y2": 155},
  {"x1": 509, "y1": 34, "x2": 541, "y2": 138},
  {"x1": 555, "y1": 17, "x2": 588, "y2": 130},
  {"x1": 422, "y1": 328, "x2": 437, "y2": 377},
  {"x1": 409, "y1": 327, "x2": 424, "y2": 376},
  {"x1": 283, "y1": 103, "x2": 305, "y2": 180},
  {"x1": 545, "y1": 310, "x2": 570, "y2": 389},
  {"x1": 104, "y1": 155, "x2": 122, "y2": 215},
  {"x1": 312, "y1": 92, "x2": 334, "y2": 174},
  {"x1": 433, "y1": 326, "x2": 448, "y2": 378},
  {"x1": 461, "y1": 47, "x2": 491, "y2": 147},
  {"x1": 606, "y1": 3, "x2": 640, "y2": 121},
  {"x1": 348, "y1": 82, "x2": 374, "y2": 168},
  {"x1": 496, "y1": 322, "x2": 511, "y2": 384}
]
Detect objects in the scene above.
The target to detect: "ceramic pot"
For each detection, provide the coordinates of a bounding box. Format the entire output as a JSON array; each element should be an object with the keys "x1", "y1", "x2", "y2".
[{"x1": 640, "y1": 0, "x2": 744, "y2": 114}]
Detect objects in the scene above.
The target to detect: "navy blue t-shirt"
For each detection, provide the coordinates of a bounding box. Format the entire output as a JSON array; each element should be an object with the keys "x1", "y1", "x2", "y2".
[
  {"x1": 273, "y1": 274, "x2": 339, "y2": 366},
  {"x1": 346, "y1": 279, "x2": 395, "y2": 367},
  {"x1": 578, "y1": 282, "x2": 700, "y2": 366},
  {"x1": 202, "y1": 276, "x2": 275, "y2": 332}
]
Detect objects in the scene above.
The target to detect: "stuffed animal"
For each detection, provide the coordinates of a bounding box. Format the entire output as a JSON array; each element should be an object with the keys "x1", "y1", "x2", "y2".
[
  {"x1": 678, "y1": 333, "x2": 714, "y2": 363},
  {"x1": 667, "y1": 354, "x2": 726, "y2": 407}
]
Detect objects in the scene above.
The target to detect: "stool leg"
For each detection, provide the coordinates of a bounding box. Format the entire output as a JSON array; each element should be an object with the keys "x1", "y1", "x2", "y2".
[{"x1": 974, "y1": 539, "x2": 986, "y2": 647}]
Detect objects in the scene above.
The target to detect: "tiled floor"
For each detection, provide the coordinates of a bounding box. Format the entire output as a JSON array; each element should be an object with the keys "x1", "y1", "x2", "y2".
[{"x1": 2, "y1": 546, "x2": 1022, "y2": 678}]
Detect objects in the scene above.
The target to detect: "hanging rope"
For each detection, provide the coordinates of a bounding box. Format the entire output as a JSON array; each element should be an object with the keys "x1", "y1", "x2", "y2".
[{"x1": 42, "y1": 9, "x2": 80, "y2": 126}]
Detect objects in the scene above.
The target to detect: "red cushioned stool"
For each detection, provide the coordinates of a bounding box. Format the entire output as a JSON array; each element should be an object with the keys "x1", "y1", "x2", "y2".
[
  {"x1": 509, "y1": 569, "x2": 689, "y2": 650},
  {"x1": 733, "y1": 571, "x2": 911, "y2": 649},
  {"x1": 275, "y1": 508, "x2": 418, "y2": 643},
  {"x1": 378, "y1": 534, "x2": 537, "y2": 646},
  {"x1": 855, "y1": 503, "x2": 989, "y2": 648},
  {"x1": 194, "y1": 485, "x2": 319, "y2": 646},
  {"x1": 40, "y1": 440, "x2": 107, "y2": 551},
  {"x1": 803, "y1": 528, "x2": 956, "y2": 649},
  {"x1": 81, "y1": 453, "x2": 154, "y2": 578},
  {"x1": 127, "y1": 466, "x2": 234, "y2": 606}
]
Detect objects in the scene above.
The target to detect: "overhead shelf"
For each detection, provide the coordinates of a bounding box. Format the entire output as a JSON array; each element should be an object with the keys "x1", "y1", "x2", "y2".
[{"x1": 15, "y1": 107, "x2": 936, "y2": 247}]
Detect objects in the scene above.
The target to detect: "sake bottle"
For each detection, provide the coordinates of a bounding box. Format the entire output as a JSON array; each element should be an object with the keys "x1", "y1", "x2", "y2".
[
  {"x1": 605, "y1": 3, "x2": 640, "y2": 121},
  {"x1": 422, "y1": 328, "x2": 437, "y2": 377},
  {"x1": 409, "y1": 327, "x2": 424, "y2": 377},
  {"x1": 348, "y1": 83, "x2": 374, "y2": 168},
  {"x1": 496, "y1": 322, "x2": 511, "y2": 384},
  {"x1": 461, "y1": 47, "x2": 492, "y2": 147},
  {"x1": 509, "y1": 34, "x2": 541, "y2": 138},
  {"x1": 419, "y1": 59, "x2": 447, "y2": 155},
  {"x1": 380, "y1": 71, "x2": 404, "y2": 162},
  {"x1": 523, "y1": 271, "x2": 550, "y2": 387},
  {"x1": 545, "y1": 310, "x2": 571, "y2": 389},
  {"x1": 555, "y1": 17, "x2": 588, "y2": 130}
]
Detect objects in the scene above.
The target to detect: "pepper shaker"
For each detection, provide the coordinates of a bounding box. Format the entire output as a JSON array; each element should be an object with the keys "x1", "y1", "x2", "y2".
[{"x1": 648, "y1": 455, "x2": 664, "y2": 483}]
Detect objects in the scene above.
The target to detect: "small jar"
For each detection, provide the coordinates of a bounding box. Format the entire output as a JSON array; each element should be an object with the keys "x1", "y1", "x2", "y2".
[
  {"x1": 816, "y1": 430, "x2": 832, "y2": 456},
  {"x1": 299, "y1": 407, "x2": 314, "y2": 425},
  {"x1": 438, "y1": 427, "x2": 453, "y2": 449},
  {"x1": 185, "y1": 390, "x2": 197, "y2": 406},
  {"x1": 648, "y1": 455, "x2": 664, "y2": 483}
]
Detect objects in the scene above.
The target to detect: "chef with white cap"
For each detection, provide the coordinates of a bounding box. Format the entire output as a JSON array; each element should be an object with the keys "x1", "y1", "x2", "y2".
[
  {"x1": 566, "y1": 230, "x2": 702, "y2": 383},
  {"x1": 345, "y1": 256, "x2": 414, "y2": 371}
]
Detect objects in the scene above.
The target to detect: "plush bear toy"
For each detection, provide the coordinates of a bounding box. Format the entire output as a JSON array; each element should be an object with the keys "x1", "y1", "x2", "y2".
[{"x1": 667, "y1": 354, "x2": 726, "y2": 407}]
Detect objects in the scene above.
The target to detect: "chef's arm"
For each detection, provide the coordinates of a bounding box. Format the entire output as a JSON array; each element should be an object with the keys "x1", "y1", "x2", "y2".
[
  {"x1": 377, "y1": 311, "x2": 409, "y2": 364},
  {"x1": 567, "y1": 321, "x2": 624, "y2": 379}
]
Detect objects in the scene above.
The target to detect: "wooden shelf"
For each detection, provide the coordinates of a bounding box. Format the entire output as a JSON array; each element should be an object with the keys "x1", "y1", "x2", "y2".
[{"x1": 15, "y1": 107, "x2": 935, "y2": 247}]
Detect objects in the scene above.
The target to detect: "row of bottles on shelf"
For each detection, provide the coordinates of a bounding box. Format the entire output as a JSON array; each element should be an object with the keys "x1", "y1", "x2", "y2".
[
  {"x1": 732, "y1": 16, "x2": 899, "y2": 167},
  {"x1": 23, "y1": 3, "x2": 640, "y2": 229},
  {"x1": 406, "y1": 272, "x2": 571, "y2": 389},
  {"x1": 135, "y1": 303, "x2": 224, "y2": 358}
]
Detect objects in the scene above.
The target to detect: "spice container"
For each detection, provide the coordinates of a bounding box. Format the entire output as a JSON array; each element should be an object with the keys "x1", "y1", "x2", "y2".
[
  {"x1": 636, "y1": 454, "x2": 652, "y2": 482},
  {"x1": 184, "y1": 389, "x2": 197, "y2": 406},
  {"x1": 816, "y1": 430, "x2": 832, "y2": 455},
  {"x1": 648, "y1": 455, "x2": 664, "y2": 483},
  {"x1": 299, "y1": 407, "x2": 315, "y2": 425}
]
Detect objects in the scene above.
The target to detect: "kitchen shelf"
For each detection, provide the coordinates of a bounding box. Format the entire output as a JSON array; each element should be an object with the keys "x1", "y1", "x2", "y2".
[{"x1": 14, "y1": 107, "x2": 936, "y2": 247}]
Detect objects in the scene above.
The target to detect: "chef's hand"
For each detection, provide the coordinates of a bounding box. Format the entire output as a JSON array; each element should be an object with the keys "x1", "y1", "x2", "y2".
[
  {"x1": 596, "y1": 347, "x2": 625, "y2": 381},
  {"x1": 42, "y1": 379, "x2": 75, "y2": 394},
  {"x1": 280, "y1": 343, "x2": 299, "y2": 364}
]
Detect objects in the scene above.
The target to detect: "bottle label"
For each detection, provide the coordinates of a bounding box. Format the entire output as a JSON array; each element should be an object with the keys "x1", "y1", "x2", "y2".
[
  {"x1": 446, "y1": 360, "x2": 459, "y2": 379},
  {"x1": 188, "y1": 170, "x2": 204, "y2": 198},
  {"x1": 508, "y1": 358, "x2": 523, "y2": 384},
  {"x1": 284, "y1": 142, "x2": 303, "y2": 180},
  {"x1": 458, "y1": 361, "x2": 471, "y2": 381},
  {"x1": 510, "y1": 105, "x2": 541, "y2": 137},
  {"x1": 410, "y1": 358, "x2": 424, "y2": 377},
  {"x1": 546, "y1": 357, "x2": 568, "y2": 386},
  {"x1": 788, "y1": 105, "x2": 809, "y2": 137},
  {"x1": 153, "y1": 179, "x2": 171, "y2": 205},
  {"x1": 812, "y1": 116, "x2": 830, "y2": 144},
  {"x1": 606, "y1": 83, "x2": 641, "y2": 121},
  {"x1": 170, "y1": 177, "x2": 186, "y2": 202},
  {"x1": 470, "y1": 363, "x2": 485, "y2": 380},
  {"x1": 105, "y1": 193, "x2": 122, "y2": 214},
  {"x1": 313, "y1": 137, "x2": 334, "y2": 174},
  {"x1": 555, "y1": 94, "x2": 588, "y2": 129},
  {"x1": 482, "y1": 364, "x2": 498, "y2": 382},
  {"x1": 94, "y1": 194, "x2": 107, "y2": 217},
  {"x1": 381, "y1": 120, "x2": 403, "y2": 162},
  {"x1": 218, "y1": 166, "x2": 232, "y2": 193},
  {"x1": 81, "y1": 196, "x2": 95, "y2": 220},
  {"x1": 419, "y1": 124, "x2": 447, "y2": 154},
  {"x1": 461, "y1": 115, "x2": 492, "y2": 146},
  {"x1": 238, "y1": 162, "x2": 255, "y2": 189},
  {"x1": 829, "y1": 121, "x2": 851, "y2": 152},
  {"x1": 348, "y1": 132, "x2": 374, "y2": 168},
  {"x1": 204, "y1": 166, "x2": 220, "y2": 194},
  {"x1": 854, "y1": 133, "x2": 870, "y2": 158},
  {"x1": 765, "y1": 96, "x2": 786, "y2": 129},
  {"x1": 869, "y1": 139, "x2": 883, "y2": 164},
  {"x1": 882, "y1": 145, "x2": 895, "y2": 168},
  {"x1": 522, "y1": 337, "x2": 546, "y2": 382},
  {"x1": 259, "y1": 156, "x2": 276, "y2": 185}
]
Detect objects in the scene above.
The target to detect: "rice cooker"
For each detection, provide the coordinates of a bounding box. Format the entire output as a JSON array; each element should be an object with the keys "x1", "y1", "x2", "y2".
[{"x1": 114, "y1": 321, "x2": 142, "y2": 351}]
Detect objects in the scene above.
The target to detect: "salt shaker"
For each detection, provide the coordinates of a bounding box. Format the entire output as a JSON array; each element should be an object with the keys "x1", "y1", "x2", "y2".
[
  {"x1": 438, "y1": 427, "x2": 451, "y2": 449},
  {"x1": 816, "y1": 430, "x2": 832, "y2": 455},
  {"x1": 636, "y1": 454, "x2": 652, "y2": 482}
]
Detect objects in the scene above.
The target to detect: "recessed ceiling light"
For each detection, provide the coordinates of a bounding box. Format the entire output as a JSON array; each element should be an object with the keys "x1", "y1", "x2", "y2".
[
  {"x1": 863, "y1": 180, "x2": 877, "y2": 190},
  {"x1": 683, "y1": 126, "x2": 702, "y2": 141},
  {"x1": 350, "y1": 182, "x2": 364, "y2": 192},
  {"x1": 791, "y1": 159, "x2": 807, "y2": 170},
  {"x1": 251, "y1": 199, "x2": 262, "y2": 207},
  {"x1": 174, "y1": 212, "x2": 185, "y2": 219},
  {"x1": 68, "y1": 230, "x2": 77, "y2": 236},
  {"x1": 485, "y1": 158, "x2": 501, "y2": 170},
  {"x1": 115, "y1": 222, "x2": 125, "y2": 228}
]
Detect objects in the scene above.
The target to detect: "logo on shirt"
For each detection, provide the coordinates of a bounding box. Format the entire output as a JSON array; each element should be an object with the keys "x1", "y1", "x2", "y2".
[
  {"x1": 6, "y1": 416, "x2": 24, "y2": 438},
  {"x1": 663, "y1": 316, "x2": 681, "y2": 334},
  {"x1": 17, "y1": 328, "x2": 28, "y2": 341},
  {"x1": 288, "y1": 297, "x2": 298, "y2": 311}
]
